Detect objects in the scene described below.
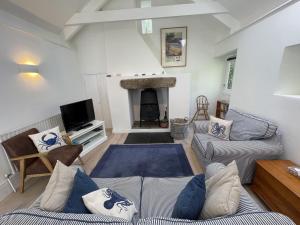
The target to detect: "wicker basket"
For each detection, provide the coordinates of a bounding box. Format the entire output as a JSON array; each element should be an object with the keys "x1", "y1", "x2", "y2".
[{"x1": 170, "y1": 118, "x2": 189, "y2": 140}]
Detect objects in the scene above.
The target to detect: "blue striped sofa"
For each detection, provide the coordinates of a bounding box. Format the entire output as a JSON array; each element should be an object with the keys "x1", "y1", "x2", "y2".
[
  {"x1": 192, "y1": 109, "x2": 284, "y2": 184},
  {"x1": 0, "y1": 163, "x2": 295, "y2": 225}
]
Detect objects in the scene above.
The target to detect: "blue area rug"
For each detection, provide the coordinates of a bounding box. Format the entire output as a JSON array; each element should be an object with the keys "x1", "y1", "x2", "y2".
[{"x1": 90, "y1": 144, "x2": 193, "y2": 178}]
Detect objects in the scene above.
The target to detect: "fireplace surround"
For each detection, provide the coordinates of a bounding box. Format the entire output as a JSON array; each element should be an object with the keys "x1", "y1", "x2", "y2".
[{"x1": 106, "y1": 74, "x2": 190, "y2": 133}]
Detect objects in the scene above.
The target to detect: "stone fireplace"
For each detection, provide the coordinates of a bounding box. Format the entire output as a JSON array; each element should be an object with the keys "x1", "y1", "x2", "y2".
[{"x1": 106, "y1": 74, "x2": 190, "y2": 133}]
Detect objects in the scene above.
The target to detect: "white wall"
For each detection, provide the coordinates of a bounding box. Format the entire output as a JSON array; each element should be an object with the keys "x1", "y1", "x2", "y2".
[
  {"x1": 215, "y1": 2, "x2": 300, "y2": 164},
  {"x1": 73, "y1": 0, "x2": 230, "y2": 119},
  {"x1": 145, "y1": 16, "x2": 229, "y2": 116},
  {"x1": 0, "y1": 9, "x2": 85, "y2": 189}
]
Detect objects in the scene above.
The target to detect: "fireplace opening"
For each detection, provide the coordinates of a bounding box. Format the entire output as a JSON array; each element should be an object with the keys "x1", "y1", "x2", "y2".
[
  {"x1": 129, "y1": 88, "x2": 169, "y2": 129},
  {"x1": 140, "y1": 88, "x2": 160, "y2": 127}
]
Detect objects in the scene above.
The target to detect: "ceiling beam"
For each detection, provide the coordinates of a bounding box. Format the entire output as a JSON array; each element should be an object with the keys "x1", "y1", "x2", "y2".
[
  {"x1": 63, "y1": 0, "x2": 110, "y2": 41},
  {"x1": 192, "y1": 0, "x2": 240, "y2": 33},
  {"x1": 65, "y1": 1, "x2": 228, "y2": 26}
]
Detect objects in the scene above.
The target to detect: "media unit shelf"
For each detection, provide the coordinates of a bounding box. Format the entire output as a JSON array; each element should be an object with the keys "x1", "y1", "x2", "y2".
[{"x1": 68, "y1": 120, "x2": 107, "y2": 156}]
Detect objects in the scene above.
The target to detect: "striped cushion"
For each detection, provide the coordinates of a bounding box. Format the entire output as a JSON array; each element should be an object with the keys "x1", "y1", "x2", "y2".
[
  {"x1": 0, "y1": 208, "x2": 133, "y2": 225},
  {"x1": 137, "y1": 212, "x2": 295, "y2": 225},
  {"x1": 225, "y1": 109, "x2": 278, "y2": 141},
  {"x1": 141, "y1": 177, "x2": 193, "y2": 219}
]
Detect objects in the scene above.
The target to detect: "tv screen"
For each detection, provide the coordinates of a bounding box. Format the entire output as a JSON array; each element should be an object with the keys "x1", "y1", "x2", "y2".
[{"x1": 60, "y1": 99, "x2": 95, "y2": 132}]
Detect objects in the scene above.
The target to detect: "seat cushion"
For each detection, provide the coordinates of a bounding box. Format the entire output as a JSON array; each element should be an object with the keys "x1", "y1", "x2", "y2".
[
  {"x1": 47, "y1": 145, "x2": 82, "y2": 166},
  {"x1": 225, "y1": 109, "x2": 278, "y2": 141},
  {"x1": 26, "y1": 145, "x2": 82, "y2": 175},
  {"x1": 141, "y1": 177, "x2": 193, "y2": 219}
]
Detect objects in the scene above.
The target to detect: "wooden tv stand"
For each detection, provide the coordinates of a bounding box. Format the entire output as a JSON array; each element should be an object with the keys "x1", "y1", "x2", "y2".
[{"x1": 67, "y1": 120, "x2": 107, "y2": 156}]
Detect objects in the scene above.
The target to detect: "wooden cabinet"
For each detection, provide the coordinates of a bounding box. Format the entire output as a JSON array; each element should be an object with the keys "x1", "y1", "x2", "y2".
[
  {"x1": 215, "y1": 100, "x2": 229, "y2": 119},
  {"x1": 251, "y1": 160, "x2": 300, "y2": 225}
]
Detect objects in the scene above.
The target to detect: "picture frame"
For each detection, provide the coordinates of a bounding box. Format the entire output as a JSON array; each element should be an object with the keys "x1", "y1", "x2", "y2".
[{"x1": 161, "y1": 27, "x2": 187, "y2": 68}]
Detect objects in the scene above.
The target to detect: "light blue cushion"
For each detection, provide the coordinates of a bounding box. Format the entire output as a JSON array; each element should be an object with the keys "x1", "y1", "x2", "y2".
[
  {"x1": 63, "y1": 170, "x2": 98, "y2": 214},
  {"x1": 171, "y1": 174, "x2": 206, "y2": 220},
  {"x1": 225, "y1": 109, "x2": 277, "y2": 141}
]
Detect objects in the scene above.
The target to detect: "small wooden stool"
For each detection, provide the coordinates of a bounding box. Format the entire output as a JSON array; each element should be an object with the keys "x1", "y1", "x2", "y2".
[{"x1": 191, "y1": 95, "x2": 209, "y2": 122}]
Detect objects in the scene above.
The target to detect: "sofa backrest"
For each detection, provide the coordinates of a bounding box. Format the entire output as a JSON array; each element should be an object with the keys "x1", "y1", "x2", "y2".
[{"x1": 225, "y1": 109, "x2": 278, "y2": 141}]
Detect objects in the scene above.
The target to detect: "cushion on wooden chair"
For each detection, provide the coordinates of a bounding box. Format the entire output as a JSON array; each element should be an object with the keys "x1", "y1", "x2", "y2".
[{"x1": 26, "y1": 144, "x2": 83, "y2": 175}]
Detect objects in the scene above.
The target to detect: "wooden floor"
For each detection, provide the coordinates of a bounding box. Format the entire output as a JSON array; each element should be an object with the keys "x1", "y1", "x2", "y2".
[{"x1": 0, "y1": 128, "x2": 202, "y2": 214}]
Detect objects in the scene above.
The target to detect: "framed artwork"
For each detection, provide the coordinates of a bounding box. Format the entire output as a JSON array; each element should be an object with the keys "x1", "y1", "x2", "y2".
[{"x1": 161, "y1": 27, "x2": 187, "y2": 68}]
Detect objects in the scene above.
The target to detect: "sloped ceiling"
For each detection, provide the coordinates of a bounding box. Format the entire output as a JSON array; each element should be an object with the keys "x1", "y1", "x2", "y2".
[
  {"x1": 217, "y1": 0, "x2": 289, "y2": 26},
  {"x1": 0, "y1": 0, "x2": 292, "y2": 33}
]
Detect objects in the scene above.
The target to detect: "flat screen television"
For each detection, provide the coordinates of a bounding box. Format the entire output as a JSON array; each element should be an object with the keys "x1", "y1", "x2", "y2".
[{"x1": 60, "y1": 99, "x2": 95, "y2": 132}]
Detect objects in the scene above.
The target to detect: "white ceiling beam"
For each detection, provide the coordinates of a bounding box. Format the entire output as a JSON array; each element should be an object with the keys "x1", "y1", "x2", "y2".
[
  {"x1": 63, "y1": 0, "x2": 110, "y2": 41},
  {"x1": 192, "y1": 0, "x2": 240, "y2": 33},
  {"x1": 214, "y1": 14, "x2": 240, "y2": 33},
  {"x1": 65, "y1": 1, "x2": 228, "y2": 26}
]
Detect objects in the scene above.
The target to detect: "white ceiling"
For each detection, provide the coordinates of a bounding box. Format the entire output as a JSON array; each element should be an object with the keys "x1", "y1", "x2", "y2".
[{"x1": 0, "y1": 0, "x2": 291, "y2": 33}]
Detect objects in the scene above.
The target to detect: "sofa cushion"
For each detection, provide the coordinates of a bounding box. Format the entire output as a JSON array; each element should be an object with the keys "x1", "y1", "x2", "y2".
[
  {"x1": 172, "y1": 174, "x2": 206, "y2": 220},
  {"x1": 208, "y1": 116, "x2": 233, "y2": 140},
  {"x1": 63, "y1": 170, "x2": 99, "y2": 214},
  {"x1": 225, "y1": 109, "x2": 278, "y2": 141},
  {"x1": 83, "y1": 188, "x2": 138, "y2": 221},
  {"x1": 40, "y1": 161, "x2": 76, "y2": 212},
  {"x1": 93, "y1": 177, "x2": 142, "y2": 218},
  {"x1": 28, "y1": 126, "x2": 66, "y2": 153},
  {"x1": 201, "y1": 161, "x2": 241, "y2": 219},
  {"x1": 141, "y1": 177, "x2": 193, "y2": 219}
]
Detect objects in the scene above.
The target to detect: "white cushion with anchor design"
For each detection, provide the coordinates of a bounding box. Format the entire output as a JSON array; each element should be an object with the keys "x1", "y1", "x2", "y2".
[
  {"x1": 29, "y1": 126, "x2": 66, "y2": 153},
  {"x1": 208, "y1": 116, "x2": 233, "y2": 140},
  {"x1": 82, "y1": 188, "x2": 137, "y2": 221}
]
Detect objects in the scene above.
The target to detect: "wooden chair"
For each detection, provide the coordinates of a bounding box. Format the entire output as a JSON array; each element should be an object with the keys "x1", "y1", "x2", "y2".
[
  {"x1": 2, "y1": 128, "x2": 83, "y2": 193},
  {"x1": 191, "y1": 95, "x2": 209, "y2": 122}
]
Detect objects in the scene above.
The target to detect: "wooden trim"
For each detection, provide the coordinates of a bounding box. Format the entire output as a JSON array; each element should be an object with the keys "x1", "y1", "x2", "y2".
[
  {"x1": 27, "y1": 173, "x2": 52, "y2": 178},
  {"x1": 11, "y1": 153, "x2": 43, "y2": 161},
  {"x1": 19, "y1": 159, "x2": 25, "y2": 193}
]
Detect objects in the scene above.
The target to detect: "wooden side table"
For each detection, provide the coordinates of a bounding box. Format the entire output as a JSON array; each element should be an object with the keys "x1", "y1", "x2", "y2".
[{"x1": 251, "y1": 160, "x2": 300, "y2": 224}]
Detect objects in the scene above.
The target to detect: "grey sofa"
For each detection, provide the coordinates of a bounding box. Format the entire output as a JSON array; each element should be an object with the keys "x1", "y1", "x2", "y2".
[
  {"x1": 192, "y1": 109, "x2": 284, "y2": 184},
  {"x1": 0, "y1": 163, "x2": 295, "y2": 225}
]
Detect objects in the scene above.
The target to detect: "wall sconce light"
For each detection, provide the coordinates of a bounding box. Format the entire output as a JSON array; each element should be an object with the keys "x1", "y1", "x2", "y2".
[{"x1": 18, "y1": 64, "x2": 39, "y2": 75}]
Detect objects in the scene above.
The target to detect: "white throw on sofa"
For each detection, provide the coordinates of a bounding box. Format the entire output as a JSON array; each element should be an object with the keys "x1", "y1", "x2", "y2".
[{"x1": 192, "y1": 109, "x2": 284, "y2": 184}]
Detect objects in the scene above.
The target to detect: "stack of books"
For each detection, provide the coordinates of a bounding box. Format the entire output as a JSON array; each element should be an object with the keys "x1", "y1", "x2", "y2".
[{"x1": 288, "y1": 166, "x2": 300, "y2": 178}]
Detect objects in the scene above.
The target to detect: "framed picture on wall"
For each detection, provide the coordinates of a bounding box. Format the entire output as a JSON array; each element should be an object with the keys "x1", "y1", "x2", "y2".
[{"x1": 161, "y1": 27, "x2": 187, "y2": 68}]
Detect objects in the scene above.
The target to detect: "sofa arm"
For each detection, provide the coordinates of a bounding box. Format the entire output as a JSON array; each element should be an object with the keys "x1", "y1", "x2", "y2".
[
  {"x1": 193, "y1": 121, "x2": 209, "y2": 134},
  {"x1": 137, "y1": 212, "x2": 295, "y2": 225},
  {"x1": 205, "y1": 140, "x2": 284, "y2": 161}
]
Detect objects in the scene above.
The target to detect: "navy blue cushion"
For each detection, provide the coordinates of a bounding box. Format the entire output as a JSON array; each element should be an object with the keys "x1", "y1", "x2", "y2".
[
  {"x1": 171, "y1": 174, "x2": 206, "y2": 220},
  {"x1": 63, "y1": 169, "x2": 98, "y2": 214}
]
